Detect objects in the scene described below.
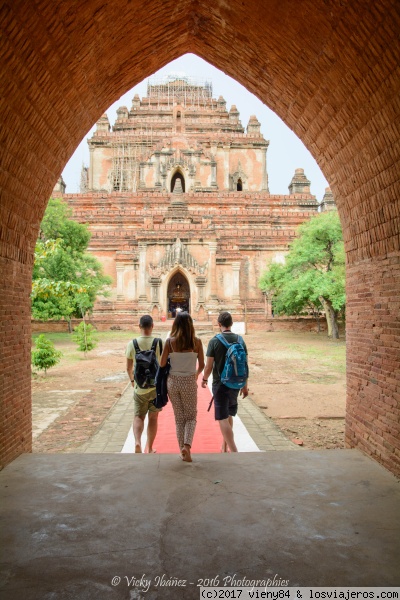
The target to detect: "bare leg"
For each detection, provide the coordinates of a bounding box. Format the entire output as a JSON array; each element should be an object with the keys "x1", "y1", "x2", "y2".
[
  {"x1": 221, "y1": 416, "x2": 233, "y2": 452},
  {"x1": 133, "y1": 415, "x2": 144, "y2": 453},
  {"x1": 145, "y1": 411, "x2": 159, "y2": 453},
  {"x1": 219, "y1": 417, "x2": 238, "y2": 452},
  {"x1": 181, "y1": 443, "x2": 192, "y2": 462}
]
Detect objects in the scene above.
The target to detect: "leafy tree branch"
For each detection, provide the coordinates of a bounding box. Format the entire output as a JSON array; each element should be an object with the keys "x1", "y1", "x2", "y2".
[
  {"x1": 31, "y1": 197, "x2": 112, "y2": 328},
  {"x1": 259, "y1": 211, "x2": 345, "y2": 339}
]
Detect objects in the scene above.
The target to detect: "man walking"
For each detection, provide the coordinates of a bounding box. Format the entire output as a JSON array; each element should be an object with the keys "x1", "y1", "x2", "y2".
[
  {"x1": 126, "y1": 315, "x2": 162, "y2": 453},
  {"x1": 201, "y1": 311, "x2": 249, "y2": 452}
]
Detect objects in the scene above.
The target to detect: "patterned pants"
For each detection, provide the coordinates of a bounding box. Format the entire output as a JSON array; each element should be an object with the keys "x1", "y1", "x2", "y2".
[{"x1": 167, "y1": 374, "x2": 198, "y2": 449}]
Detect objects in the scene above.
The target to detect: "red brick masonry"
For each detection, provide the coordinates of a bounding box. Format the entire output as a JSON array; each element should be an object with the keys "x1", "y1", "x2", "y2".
[{"x1": 0, "y1": 0, "x2": 399, "y2": 475}]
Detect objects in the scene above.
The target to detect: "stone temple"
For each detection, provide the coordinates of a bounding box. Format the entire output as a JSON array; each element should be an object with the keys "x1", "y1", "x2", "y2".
[{"x1": 58, "y1": 75, "x2": 335, "y2": 325}]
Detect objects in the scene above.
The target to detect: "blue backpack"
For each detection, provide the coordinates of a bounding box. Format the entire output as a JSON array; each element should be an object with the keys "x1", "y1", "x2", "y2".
[{"x1": 216, "y1": 333, "x2": 248, "y2": 389}]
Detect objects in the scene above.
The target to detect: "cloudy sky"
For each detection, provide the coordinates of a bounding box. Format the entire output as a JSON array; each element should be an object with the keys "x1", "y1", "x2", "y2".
[{"x1": 62, "y1": 53, "x2": 329, "y2": 201}]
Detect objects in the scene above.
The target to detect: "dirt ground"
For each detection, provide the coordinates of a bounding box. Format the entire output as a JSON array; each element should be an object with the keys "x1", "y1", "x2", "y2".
[
  {"x1": 32, "y1": 331, "x2": 132, "y2": 452},
  {"x1": 247, "y1": 331, "x2": 346, "y2": 449},
  {"x1": 32, "y1": 329, "x2": 346, "y2": 452}
]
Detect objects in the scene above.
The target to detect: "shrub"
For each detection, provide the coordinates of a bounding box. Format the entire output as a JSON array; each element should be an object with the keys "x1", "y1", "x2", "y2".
[
  {"x1": 32, "y1": 334, "x2": 62, "y2": 374},
  {"x1": 73, "y1": 321, "x2": 98, "y2": 355}
]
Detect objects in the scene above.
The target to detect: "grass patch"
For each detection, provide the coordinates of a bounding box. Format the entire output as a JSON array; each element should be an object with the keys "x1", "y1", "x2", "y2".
[
  {"x1": 96, "y1": 331, "x2": 138, "y2": 341},
  {"x1": 63, "y1": 352, "x2": 85, "y2": 363},
  {"x1": 261, "y1": 349, "x2": 305, "y2": 361},
  {"x1": 32, "y1": 330, "x2": 138, "y2": 345},
  {"x1": 31, "y1": 330, "x2": 140, "y2": 366},
  {"x1": 31, "y1": 329, "x2": 143, "y2": 383},
  {"x1": 32, "y1": 332, "x2": 71, "y2": 343},
  {"x1": 287, "y1": 342, "x2": 345, "y2": 357},
  {"x1": 295, "y1": 372, "x2": 340, "y2": 384},
  {"x1": 251, "y1": 332, "x2": 346, "y2": 374}
]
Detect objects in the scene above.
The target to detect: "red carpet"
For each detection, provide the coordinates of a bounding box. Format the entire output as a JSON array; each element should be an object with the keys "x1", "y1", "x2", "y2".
[{"x1": 154, "y1": 383, "x2": 223, "y2": 453}]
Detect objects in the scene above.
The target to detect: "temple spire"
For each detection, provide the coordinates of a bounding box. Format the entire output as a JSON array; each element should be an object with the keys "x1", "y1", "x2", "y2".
[{"x1": 288, "y1": 168, "x2": 311, "y2": 194}]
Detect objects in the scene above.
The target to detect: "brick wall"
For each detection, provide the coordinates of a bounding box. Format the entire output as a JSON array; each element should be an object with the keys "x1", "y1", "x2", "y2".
[
  {"x1": 0, "y1": 0, "x2": 399, "y2": 474},
  {"x1": 346, "y1": 256, "x2": 400, "y2": 475},
  {"x1": 31, "y1": 317, "x2": 330, "y2": 334},
  {"x1": 0, "y1": 258, "x2": 32, "y2": 468}
]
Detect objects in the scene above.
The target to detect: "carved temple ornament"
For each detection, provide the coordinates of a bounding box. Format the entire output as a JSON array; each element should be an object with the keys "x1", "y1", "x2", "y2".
[
  {"x1": 161, "y1": 149, "x2": 196, "y2": 176},
  {"x1": 150, "y1": 237, "x2": 208, "y2": 277}
]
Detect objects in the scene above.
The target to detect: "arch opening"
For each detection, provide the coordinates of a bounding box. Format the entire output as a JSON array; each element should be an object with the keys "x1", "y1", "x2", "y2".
[
  {"x1": 171, "y1": 171, "x2": 185, "y2": 193},
  {"x1": 0, "y1": 1, "x2": 399, "y2": 475},
  {"x1": 167, "y1": 272, "x2": 190, "y2": 317}
]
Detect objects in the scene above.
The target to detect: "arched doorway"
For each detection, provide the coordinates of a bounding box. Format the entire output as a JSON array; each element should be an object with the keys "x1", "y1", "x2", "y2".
[
  {"x1": 171, "y1": 171, "x2": 185, "y2": 193},
  {"x1": 167, "y1": 272, "x2": 190, "y2": 317},
  {"x1": 1, "y1": 0, "x2": 399, "y2": 474}
]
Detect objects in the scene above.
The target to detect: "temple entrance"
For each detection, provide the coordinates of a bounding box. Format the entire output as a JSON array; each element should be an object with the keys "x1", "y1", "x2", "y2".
[
  {"x1": 167, "y1": 272, "x2": 190, "y2": 317},
  {"x1": 171, "y1": 171, "x2": 185, "y2": 193}
]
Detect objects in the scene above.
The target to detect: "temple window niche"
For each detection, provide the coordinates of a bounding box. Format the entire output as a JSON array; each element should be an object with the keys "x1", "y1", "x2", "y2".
[
  {"x1": 231, "y1": 161, "x2": 246, "y2": 191},
  {"x1": 171, "y1": 171, "x2": 185, "y2": 193}
]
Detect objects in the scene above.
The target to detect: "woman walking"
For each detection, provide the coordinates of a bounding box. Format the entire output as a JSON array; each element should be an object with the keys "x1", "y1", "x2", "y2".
[{"x1": 159, "y1": 312, "x2": 204, "y2": 462}]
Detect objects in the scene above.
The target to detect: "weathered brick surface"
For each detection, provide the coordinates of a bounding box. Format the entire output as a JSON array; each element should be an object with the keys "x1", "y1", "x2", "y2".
[
  {"x1": 64, "y1": 189, "x2": 319, "y2": 317},
  {"x1": 345, "y1": 256, "x2": 400, "y2": 475},
  {"x1": 0, "y1": 257, "x2": 32, "y2": 468},
  {"x1": 0, "y1": 0, "x2": 399, "y2": 473}
]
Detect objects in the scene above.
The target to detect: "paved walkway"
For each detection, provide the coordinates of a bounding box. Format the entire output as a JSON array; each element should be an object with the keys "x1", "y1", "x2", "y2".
[
  {"x1": 2, "y1": 451, "x2": 399, "y2": 598},
  {"x1": 77, "y1": 380, "x2": 297, "y2": 454}
]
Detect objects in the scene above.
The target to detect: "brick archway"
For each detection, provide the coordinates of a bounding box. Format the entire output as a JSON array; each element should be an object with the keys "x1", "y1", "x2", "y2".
[{"x1": 1, "y1": 0, "x2": 399, "y2": 473}]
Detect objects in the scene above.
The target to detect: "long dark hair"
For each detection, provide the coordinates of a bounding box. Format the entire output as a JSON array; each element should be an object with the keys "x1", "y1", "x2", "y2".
[{"x1": 170, "y1": 312, "x2": 197, "y2": 351}]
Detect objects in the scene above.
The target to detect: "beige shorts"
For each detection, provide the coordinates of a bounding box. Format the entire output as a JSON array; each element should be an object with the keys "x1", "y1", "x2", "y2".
[{"x1": 133, "y1": 389, "x2": 160, "y2": 418}]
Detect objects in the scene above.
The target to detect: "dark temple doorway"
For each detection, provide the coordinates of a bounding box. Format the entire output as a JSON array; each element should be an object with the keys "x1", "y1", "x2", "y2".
[
  {"x1": 171, "y1": 172, "x2": 185, "y2": 193},
  {"x1": 167, "y1": 272, "x2": 190, "y2": 317}
]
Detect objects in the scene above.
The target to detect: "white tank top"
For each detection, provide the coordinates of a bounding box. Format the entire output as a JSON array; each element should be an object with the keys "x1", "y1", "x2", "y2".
[{"x1": 169, "y1": 341, "x2": 198, "y2": 376}]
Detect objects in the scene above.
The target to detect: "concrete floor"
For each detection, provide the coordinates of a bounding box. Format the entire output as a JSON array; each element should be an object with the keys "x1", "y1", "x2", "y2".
[{"x1": 1, "y1": 450, "x2": 399, "y2": 599}]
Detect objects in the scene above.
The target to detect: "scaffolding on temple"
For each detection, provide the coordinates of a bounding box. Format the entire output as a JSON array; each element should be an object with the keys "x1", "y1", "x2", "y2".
[
  {"x1": 80, "y1": 164, "x2": 89, "y2": 193},
  {"x1": 147, "y1": 74, "x2": 213, "y2": 109},
  {"x1": 110, "y1": 128, "x2": 154, "y2": 192}
]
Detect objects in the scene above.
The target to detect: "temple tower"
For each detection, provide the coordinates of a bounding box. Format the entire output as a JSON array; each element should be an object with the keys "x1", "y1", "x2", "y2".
[{"x1": 62, "y1": 75, "x2": 329, "y2": 324}]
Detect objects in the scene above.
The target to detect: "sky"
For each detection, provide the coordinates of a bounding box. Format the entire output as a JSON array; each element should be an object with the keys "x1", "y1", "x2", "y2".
[{"x1": 62, "y1": 53, "x2": 329, "y2": 201}]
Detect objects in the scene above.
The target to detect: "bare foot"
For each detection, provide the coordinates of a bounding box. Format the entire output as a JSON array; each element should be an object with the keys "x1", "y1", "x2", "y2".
[
  {"x1": 145, "y1": 448, "x2": 157, "y2": 454},
  {"x1": 135, "y1": 443, "x2": 142, "y2": 453},
  {"x1": 181, "y1": 446, "x2": 192, "y2": 462}
]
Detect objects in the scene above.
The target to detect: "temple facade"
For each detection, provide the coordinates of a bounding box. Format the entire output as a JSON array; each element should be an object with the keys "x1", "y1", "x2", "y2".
[{"x1": 61, "y1": 75, "x2": 334, "y2": 323}]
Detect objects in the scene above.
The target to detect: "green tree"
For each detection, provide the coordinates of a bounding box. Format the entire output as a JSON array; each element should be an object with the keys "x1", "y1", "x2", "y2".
[
  {"x1": 32, "y1": 198, "x2": 112, "y2": 327},
  {"x1": 39, "y1": 197, "x2": 90, "y2": 252},
  {"x1": 31, "y1": 334, "x2": 62, "y2": 374},
  {"x1": 73, "y1": 321, "x2": 98, "y2": 356},
  {"x1": 259, "y1": 212, "x2": 345, "y2": 339}
]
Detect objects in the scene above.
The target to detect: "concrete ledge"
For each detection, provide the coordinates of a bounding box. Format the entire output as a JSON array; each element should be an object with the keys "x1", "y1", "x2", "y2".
[{"x1": 1, "y1": 451, "x2": 399, "y2": 599}]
